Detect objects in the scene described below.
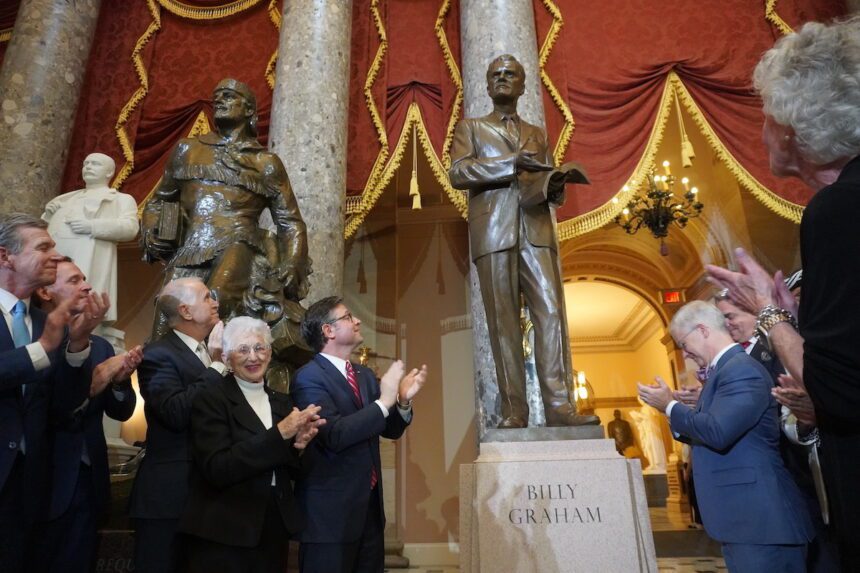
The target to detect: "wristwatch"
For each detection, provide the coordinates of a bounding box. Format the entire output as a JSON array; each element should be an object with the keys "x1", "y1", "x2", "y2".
[{"x1": 756, "y1": 305, "x2": 798, "y2": 338}]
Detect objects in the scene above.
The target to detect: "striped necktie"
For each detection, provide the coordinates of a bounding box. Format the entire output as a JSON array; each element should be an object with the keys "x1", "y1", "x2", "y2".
[{"x1": 345, "y1": 362, "x2": 378, "y2": 490}]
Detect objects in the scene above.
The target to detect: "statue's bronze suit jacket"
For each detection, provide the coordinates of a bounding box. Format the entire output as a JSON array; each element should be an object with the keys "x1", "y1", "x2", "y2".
[{"x1": 448, "y1": 112, "x2": 561, "y2": 262}]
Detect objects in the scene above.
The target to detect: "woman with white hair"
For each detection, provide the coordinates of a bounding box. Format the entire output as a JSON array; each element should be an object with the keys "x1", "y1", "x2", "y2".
[
  {"x1": 708, "y1": 16, "x2": 860, "y2": 571},
  {"x1": 178, "y1": 317, "x2": 325, "y2": 572}
]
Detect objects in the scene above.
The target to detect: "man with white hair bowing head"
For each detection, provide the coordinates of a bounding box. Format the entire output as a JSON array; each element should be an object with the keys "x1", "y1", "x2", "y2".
[
  {"x1": 638, "y1": 301, "x2": 813, "y2": 572},
  {"x1": 707, "y1": 16, "x2": 860, "y2": 570}
]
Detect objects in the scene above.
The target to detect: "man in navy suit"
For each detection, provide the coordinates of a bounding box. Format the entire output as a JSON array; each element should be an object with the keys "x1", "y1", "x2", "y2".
[
  {"x1": 33, "y1": 258, "x2": 142, "y2": 573},
  {"x1": 128, "y1": 277, "x2": 225, "y2": 573},
  {"x1": 0, "y1": 213, "x2": 104, "y2": 572},
  {"x1": 639, "y1": 300, "x2": 814, "y2": 572},
  {"x1": 292, "y1": 296, "x2": 427, "y2": 573}
]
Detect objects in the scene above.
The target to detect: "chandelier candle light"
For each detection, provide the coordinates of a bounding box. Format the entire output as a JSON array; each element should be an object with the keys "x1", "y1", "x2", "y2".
[{"x1": 614, "y1": 161, "x2": 704, "y2": 256}]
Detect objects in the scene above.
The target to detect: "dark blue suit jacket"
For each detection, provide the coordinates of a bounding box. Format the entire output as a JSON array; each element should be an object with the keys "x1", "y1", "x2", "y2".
[
  {"x1": 291, "y1": 354, "x2": 410, "y2": 543},
  {"x1": 179, "y1": 371, "x2": 305, "y2": 547},
  {"x1": 49, "y1": 335, "x2": 136, "y2": 519},
  {"x1": 0, "y1": 306, "x2": 90, "y2": 522},
  {"x1": 670, "y1": 345, "x2": 814, "y2": 545},
  {"x1": 128, "y1": 331, "x2": 212, "y2": 520}
]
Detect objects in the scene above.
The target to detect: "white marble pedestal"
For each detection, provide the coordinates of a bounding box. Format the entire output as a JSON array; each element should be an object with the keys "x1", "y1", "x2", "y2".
[{"x1": 460, "y1": 439, "x2": 657, "y2": 572}]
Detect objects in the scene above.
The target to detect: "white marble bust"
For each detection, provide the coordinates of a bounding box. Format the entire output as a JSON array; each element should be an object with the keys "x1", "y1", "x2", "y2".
[{"x1": 42, "y1": 153, "x2": 138, "y2": 323}]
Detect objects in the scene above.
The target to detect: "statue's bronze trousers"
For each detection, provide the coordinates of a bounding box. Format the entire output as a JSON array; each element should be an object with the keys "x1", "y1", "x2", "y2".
[{"x1": 474, "y1": 233, "x2": 572, "y2": 422}]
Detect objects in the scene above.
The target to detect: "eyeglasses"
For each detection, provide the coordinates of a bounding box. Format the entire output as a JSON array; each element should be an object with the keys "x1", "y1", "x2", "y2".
[
  {"x1": 233, "y1": 343, "x2": 271, "y2": 358},
  {"x1": 677, "y1": 325, "x2": 701, "y2": 352},
  {"x1": 327, "y1": 311, "x2": 355, "y2": 325}
]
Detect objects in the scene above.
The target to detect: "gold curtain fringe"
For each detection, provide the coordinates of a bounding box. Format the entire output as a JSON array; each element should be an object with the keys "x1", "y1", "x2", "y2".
[
  {"x1": 265, "y1": 0, "x2": 280, "y2": 89},
  {"x1": 668, "y1": 73, "x2": 803, "y2": 222},
  {"x1": 539, "y1": 0, "x2": 575, "y2": 167},
  {"x1": 136, "y1": 110, "x2": 212, "y2": 218},
  {"x1": 556, "y1": 71, "x2": 804, "y2": 242},
  {"x1": 345, "y1": 102, "x2": 468, "y2": 238},
  {"x1": 434, "y1": 0, "x2": 463, "y2": 168},
  {"x1": 557, "y1": 75, "x2": 677, "y2": 241},
  {"x1": 764, "y1": 0, "x2": 794, "y2": 36},
  {"x1": 344, "y1": 0, "x2": 391, "y2": 237},
  {"x1": 113, "y1": 0, "x2": 162, "y2": 189},
  {"x1": 0, "y1": 28, "x2": 12, "y2": 43},
  {"x1": 156, "y1": 0, "x2": 265, "y2": 20}
]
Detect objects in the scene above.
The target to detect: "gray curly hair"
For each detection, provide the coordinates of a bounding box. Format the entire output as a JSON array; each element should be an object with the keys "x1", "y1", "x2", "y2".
[
  {"x1": 753, "y1": 16, "x2": 860, "y2": 165},
  {"x1": 222, "y1": 316, "x2": 273, "y2": 360}
]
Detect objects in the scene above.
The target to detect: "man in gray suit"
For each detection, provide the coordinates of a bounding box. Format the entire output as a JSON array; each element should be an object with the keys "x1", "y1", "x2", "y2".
[{"x1": 448, "y1": 54, "x2": 596, "y2": 428}]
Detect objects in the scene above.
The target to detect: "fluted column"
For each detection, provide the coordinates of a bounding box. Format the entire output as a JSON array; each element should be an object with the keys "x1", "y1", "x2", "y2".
[
  {"x1": 460, "y1": 0, "x2": 550, "y2": 438},
  {"x1": 0, "y1": 0, "x2": 102, "y2": 215},
  {"x1": 269, "y1": 0, "x2": 352, "y2": 303}
]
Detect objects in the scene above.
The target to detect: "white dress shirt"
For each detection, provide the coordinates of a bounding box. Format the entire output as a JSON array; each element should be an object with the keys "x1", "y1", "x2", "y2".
[
  {"x1": 172, "y1": 329, "x2": 225, "y2": 374},
  {"x1": 319, "y1": 353, "x2": 412, "y2": 421}
]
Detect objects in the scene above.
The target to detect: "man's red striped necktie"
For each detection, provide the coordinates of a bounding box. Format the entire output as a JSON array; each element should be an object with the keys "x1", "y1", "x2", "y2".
[{"x1": 345, "y1": 362, "x2": 378, "y2": 490}]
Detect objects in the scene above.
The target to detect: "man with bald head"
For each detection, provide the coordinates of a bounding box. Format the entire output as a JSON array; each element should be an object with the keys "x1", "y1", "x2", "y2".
[
  {"x1": 42, "y1": 152, "x2": 139, "y2": 324},
  {"x1": 128, "y1": 277, "x2": 226, "y2": 572}
]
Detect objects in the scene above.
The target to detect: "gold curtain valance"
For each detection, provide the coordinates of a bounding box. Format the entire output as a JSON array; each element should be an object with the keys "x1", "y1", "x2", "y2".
[{"x1": 157, "y1": 0, "x2": 265, "y2": 20}]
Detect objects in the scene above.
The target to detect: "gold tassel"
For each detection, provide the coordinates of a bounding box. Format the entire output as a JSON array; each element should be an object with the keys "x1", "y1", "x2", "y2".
[
  {"x1": 409, "y1": 122, "x2": 421, "y2": 209},
  {"x1": 674, "y1": 88, "x2": 695, "y2": 168}
]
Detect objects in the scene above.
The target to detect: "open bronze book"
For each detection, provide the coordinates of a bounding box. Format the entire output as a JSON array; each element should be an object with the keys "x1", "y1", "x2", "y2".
[{"x1": 519, "y1": 161, "x2": 590, "y2": 208}]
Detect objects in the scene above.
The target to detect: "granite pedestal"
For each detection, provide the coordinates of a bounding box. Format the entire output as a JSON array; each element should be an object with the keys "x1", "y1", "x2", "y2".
[{"x1": 460, "y1": 435, "x2": 657, "y2": 572}]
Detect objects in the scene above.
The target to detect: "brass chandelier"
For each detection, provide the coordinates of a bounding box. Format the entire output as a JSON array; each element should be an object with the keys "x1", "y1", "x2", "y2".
[{"x1": 614, "y1": 161, "x2": 703, "y2": 256}]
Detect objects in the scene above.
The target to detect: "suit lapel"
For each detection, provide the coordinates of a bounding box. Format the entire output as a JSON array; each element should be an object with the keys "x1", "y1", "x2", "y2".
[
  {"x1": 697, "y1": 345, "x2": 744, "y2": 412},
  {"x1": 314, "y1": 354, "x2": 360, "y2": 411},
  {"x1": 164, "y1": 331, "x2": 206, "y2": 377},
  {"x1": 223, "y1": 375, "x2": 267, "y2": 433},
  {"x1": 268, "y1": 388, "x2": 292, "y2": 423},
  {"x1": 483, "y1": 114, "x2": 518, "y2": 150}
]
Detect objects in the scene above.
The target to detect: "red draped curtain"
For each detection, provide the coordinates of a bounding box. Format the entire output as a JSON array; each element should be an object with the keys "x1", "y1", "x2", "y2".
[
  {"x1": 345, "y1": 0, "x2": 462, "y2": 237},
  {"x1": 534, "y1": 0, "x2": 846, "y2": 239},
  {"x1": 62, "y1": 1, "x2": 279, "y2": 203}
]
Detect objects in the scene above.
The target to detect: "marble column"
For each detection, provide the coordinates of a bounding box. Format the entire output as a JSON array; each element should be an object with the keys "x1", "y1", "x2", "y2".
[
  {"x1": 460, "y1": 0, "x2": 552, "y2": 439},
  {"x1": 0, "y1": 0, "x2": 102, "y2": 215},
  {"x1": 269, "y1": 0, "x2": 352, "y2": 303}
]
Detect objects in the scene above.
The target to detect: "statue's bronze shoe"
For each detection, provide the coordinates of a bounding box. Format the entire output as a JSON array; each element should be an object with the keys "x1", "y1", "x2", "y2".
[
  {"x1": 545, "y1": 412, "x2": 601, "y2": 427},
  {"x1": 497, "y1": 416, "x2": 528, "y2": 429}
]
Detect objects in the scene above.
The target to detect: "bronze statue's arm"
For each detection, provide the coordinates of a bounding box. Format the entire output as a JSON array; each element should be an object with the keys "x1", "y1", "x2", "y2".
[
  {"x1": 266, "y1": 157, "x2": 311, "y2": 298},
  {"x1": 448, "y1": 120, "x2": 517, "y2": 191},
  {"x1": 140, "y1": 142, "x2": 184, "y2": 262}
]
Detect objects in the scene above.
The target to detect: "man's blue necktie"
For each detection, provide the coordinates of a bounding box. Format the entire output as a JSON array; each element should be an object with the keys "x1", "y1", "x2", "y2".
[{"x1": 10, "y1": 300, "x2": 30, "y2": 348}]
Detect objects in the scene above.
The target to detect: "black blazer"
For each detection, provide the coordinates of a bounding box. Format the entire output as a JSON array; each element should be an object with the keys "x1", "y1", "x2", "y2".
[
  {"x1": 49, "y1": 335, "x2": 136, "y2": 519},
  {"x1": 291, "y1": 354, "x2": 410, "y2": 543},
  {"x1": 128, "y1": 331, "x2": 213, "y2": 519},
  {"x1": 0, "y1": 306, "x2": 90, "y2": 523},
  {"x1": 179, "y1": 370, "x2": 304, "y2": 547}
]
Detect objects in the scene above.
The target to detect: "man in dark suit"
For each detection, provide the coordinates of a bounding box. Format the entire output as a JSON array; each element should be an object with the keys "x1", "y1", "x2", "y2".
[
  {"x1": 448, "y1": 54, "x2": 596, "y2": 428},
  {"x1": 292, "y1": 296, "x2": 427, "y2": 573},
  {"x1": 129, "y1": 277, "x2": 224, "y2": 573},
  {"x1": 0, "y1": 213, "x2": 102, "y2": 572},
  {"x1": 33, "y1": 259, "x2": 142, "y2": 573},
  {"x1": 639, "y1": 301, "x2": 814, "y2": 572}
]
